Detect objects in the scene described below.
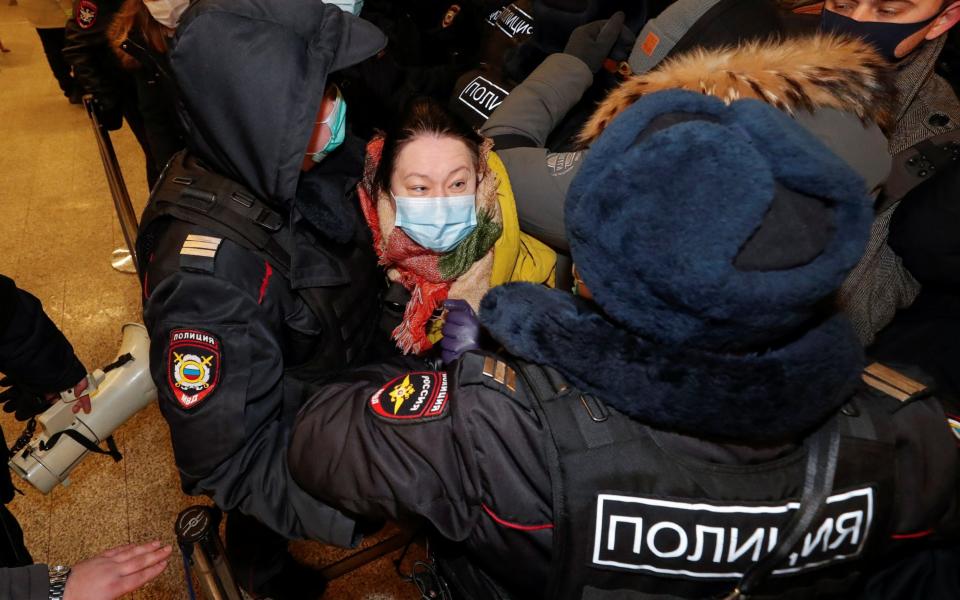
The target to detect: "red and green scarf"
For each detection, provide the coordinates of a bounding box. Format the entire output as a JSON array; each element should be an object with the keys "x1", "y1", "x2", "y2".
[{"x1": 358, "y1": 136, "x2": 502, "y2": 354}]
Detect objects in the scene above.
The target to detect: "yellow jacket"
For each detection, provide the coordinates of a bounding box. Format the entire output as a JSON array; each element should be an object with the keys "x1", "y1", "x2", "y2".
[
  {"x1": 489, "y1": 151, "x2": 557, "y2": 287},
  {"x1": 426, "y1": 151, "x2": 555, "y2": 344}
]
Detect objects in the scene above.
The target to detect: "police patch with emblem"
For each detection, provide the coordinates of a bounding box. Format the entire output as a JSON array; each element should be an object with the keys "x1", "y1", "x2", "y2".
[
  {"x1": 948, "y1": 416, "x2": 960, "y2": 443},
  {"x1": 168, "y1": 329, "x2": 221, "y2": 409},
  {"x1": 370, "y1": 372, "x2": 450, "y2": 422},
  {"x1": 76, "y1": 0, "x2": 98, "y2": 29}
]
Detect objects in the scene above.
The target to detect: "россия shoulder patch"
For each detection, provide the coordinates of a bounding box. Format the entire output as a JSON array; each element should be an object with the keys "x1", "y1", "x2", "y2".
[
  {"x1": 369, "y1": 372, "x2": 450, "y2": 423},
  {"x1": 168, "y1": 328, "x2": 221, "y2": 409}
]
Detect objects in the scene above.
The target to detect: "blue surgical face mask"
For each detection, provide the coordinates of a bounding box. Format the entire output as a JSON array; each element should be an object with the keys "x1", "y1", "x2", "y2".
[
  {"x1": 324, "y1": 0, "x2": 364, "y2": 16},
  {"x1": 820, "y1": 8, "x2": 939, "y2": 61},
  {"x1": 393, "y1": 194, "x2": 478, "y2": 252},
  {"x1": 310, "y1": 89, "x2": 347, "y2": 163}
]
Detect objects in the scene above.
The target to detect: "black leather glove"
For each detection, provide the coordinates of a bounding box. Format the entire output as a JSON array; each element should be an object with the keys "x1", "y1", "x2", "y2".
[
  {"x1": 440, "y1": 299, "x2": 481, "y2": 365},
  {"x1": 0, "y1": 377, "x2": 52, "y2": 422},
  {"x1": 564, "y1": 11, "x2": 633, "y2": 73},
  {"x1": 93, "y1": 96, "x2": 124, "y2": 131}
]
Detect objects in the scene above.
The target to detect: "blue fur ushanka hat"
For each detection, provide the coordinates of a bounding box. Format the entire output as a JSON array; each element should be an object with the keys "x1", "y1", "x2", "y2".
[{"x1": 480, "y1": 90, "x2": 873, "y2": 442}]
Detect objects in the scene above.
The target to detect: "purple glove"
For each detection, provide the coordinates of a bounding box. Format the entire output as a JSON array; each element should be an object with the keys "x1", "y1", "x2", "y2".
[{"x1": 440, "y1": 299, "x2": 481, "y2": 365}]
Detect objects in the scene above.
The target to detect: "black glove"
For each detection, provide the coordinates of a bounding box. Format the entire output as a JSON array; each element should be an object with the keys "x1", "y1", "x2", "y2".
[
  {"x1": 0, "y1": 377, "x2": 52, "y2": 422},
  {"x1": 93, "y1": 96, "x2": 123, "y2": 131},
  {"x1": 563, "y1": 11, "x2": 632, "y2": 73},
  {"x1": 440, "y1": 299, "x2": 481, "y2": 365}
]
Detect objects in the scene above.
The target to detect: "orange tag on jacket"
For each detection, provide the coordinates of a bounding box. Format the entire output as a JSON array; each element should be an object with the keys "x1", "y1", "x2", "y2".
[{"x1": 641, "y1": 32, "x2": 660, "y2": 56}]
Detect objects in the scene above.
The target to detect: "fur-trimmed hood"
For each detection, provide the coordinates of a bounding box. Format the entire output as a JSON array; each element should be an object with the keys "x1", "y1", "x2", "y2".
[{"x1": 579, "y1": 33, "x2": 896, "y2": 146}]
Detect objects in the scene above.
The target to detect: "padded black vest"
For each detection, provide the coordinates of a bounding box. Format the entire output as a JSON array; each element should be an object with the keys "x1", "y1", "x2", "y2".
[
  {"x1": 137, "y1": 150, "x2": 382, "y2": 375},
  {"x1": 518, "y1": 364, "x2": 898, "y2": 600}
]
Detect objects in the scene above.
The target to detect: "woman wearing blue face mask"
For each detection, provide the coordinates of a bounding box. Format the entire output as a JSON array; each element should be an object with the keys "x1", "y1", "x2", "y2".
[{"x1": 358, "y1": 97, "x2": 556, "y2": 357}]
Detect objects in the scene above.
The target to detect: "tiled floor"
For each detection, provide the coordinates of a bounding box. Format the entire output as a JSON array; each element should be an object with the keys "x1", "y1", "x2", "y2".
[{"x1": 1, "y1": 7, "x2": 418, "y2": 599}]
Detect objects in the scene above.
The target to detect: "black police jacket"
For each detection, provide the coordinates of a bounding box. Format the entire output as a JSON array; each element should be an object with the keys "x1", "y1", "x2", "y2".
[
  {"x1": 136, "y1": 0, "x2": 393, "y2": 545},
  {"x1": 138, "y1": 149, "x2": 385, "y2": 546},
  {"x1": 63, "y1": 0, "x2": 132, "y2": 116},
  {"x1": 289, "y1": 351, "x2": 960, "y2": 599},
  {"x1": 448, "y1": 0, "x2": 537, "y2": 128}
]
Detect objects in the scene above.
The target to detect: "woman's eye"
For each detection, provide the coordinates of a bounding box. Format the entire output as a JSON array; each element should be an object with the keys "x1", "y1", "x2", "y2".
[
  {"x1": 411, "y1": 186, "x2": 427, "y2": 193},
  {"x1": 451, "y1": 181, "x2": 466, "y2": 190}
]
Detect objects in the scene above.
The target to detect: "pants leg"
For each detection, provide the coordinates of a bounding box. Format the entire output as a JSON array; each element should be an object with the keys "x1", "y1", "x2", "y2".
[
  {"x1": 35, "y1": 28, "x2": 74, "y2": 96},
  {"x1": 121, "y1": 98, "x2": 160, "y2": 188},
  {"x1": 224, "y1": 510, "x2": 289, "y2": 595}
]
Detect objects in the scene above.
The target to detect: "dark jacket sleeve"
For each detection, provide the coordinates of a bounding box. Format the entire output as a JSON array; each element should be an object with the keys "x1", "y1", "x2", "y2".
[
  {"x1": 288, "y1": 354, "x2": 553, "y2": 543},
  {"x1": 0, "y1": 565, "x2": 49, "y2": 600},
  {"x1": 889, "y1": 160, "x2": 960, "y2": 291},
  {"x1": 0, "y1": 275, "x2": 86, "y2": 393},
  {"x1": 142, "y1": 244, "x2": 358, "y2": 545},
  {"x1": 134, "y1": 68, "x2": 184, "y2": 174},
  {"x1": 63, "y1": 0, "x2": 122, "y2": 109}
]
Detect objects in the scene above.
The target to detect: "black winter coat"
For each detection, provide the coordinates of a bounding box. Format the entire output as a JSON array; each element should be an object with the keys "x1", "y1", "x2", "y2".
[
  {"x1": 0, "y1": 275, "x2": 87, "y2": 593},
  {"x1": 289, "y1": 351, "x2": 960, "y2": 599},
  {"x1": 0, "y1": 275, "x2": 86, "y2": 397},
  {"x1": 138, "y1": 0, "x2": 388, "y2": 545},
  {"x1": 63, "y1": 0, "x2": 132, "y2": 118}
]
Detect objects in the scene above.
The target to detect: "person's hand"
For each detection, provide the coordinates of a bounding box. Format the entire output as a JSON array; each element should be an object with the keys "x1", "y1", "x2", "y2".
[
  {"x1": 63, "y1": 540, "x2": 172, "y2": 600},
  {"x1": 564, "y1": 11, "x2": 633, "y2": 73},
  {"x1": 0, "y1": 377, "x2": 52, "y2": 421},
  {"x1": 440, "y1": 299, "x2": 481, "y2": 365},
  {"x1": 68, "y1": 376, "x2": 92, "y2": 414}
]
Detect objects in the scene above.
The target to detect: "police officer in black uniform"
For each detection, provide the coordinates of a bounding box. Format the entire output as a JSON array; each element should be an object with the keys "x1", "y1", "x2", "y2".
[
  {"x1": 63, "y1": 0, "x2": 159, "y2": 186},
  {"x1": 448, "y1": 0, "x2": 644, "y2": 133},
  {"x1": 135, "y1": 0, "x2": 391, "y2": 597},
  {"x1": 289, "y1": 91, "x2": 960, "y2": 599}
]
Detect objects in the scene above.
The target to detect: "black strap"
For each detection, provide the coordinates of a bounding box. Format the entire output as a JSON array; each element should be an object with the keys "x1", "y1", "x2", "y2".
[
  {"x1": 518, "y1": 362, "x2": 567, "y2": 401},
  {"x1": 727, "y1": 417, "x2": 841, "y2": 599},
  {"x1": 515, "y1": 361, "x2": 575, "y2": 600},
  {"x1": 102, "y1": 352, "x2": 133, "y2": 374},
  {"x1": 145, "y1": 152, "x2": 294, "y2": 278},
  {"x1": 40, "y1": 429, "x2": 123, "y2": 463}
]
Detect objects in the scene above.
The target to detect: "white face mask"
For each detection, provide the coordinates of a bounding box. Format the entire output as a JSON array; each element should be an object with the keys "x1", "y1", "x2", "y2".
[
  {"x1": 322, "y1": 0, "x2": 364, "y2": 16},
  {"x1": 145, "y1": 0, "x2": 190, "y2": 28}
]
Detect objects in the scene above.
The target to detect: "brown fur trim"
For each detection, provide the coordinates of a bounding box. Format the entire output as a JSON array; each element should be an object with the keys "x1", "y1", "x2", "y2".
[{"x1": 579, "y1": 33, "x2": 895, "y2": 146}]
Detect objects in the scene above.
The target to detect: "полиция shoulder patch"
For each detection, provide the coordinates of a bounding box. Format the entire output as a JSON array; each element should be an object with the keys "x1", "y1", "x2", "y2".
[{"x1": 168, "y1": 328, "x2": 222, "y2": 409}]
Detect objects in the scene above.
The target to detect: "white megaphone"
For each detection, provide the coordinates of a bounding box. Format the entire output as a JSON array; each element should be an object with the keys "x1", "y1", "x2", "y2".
[{"x1": 9, "y1": 323, "x2": 157, "y2": 493}]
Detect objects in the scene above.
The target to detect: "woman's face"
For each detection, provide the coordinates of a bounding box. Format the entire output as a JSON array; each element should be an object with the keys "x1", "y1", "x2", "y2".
[{"x1": 390, "y1": 135, "x2": 478, "y2": 198}]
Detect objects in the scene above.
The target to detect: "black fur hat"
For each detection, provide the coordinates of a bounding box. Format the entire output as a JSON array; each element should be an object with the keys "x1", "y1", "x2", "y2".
[{"x1": 480, "y1": 90, "x2": 873, "y2": 442}]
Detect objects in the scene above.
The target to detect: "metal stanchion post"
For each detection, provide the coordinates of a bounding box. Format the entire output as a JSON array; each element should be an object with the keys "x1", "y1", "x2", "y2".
[{"x1": 82, "y1": 95, "x2": 141, "y2": 275}]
